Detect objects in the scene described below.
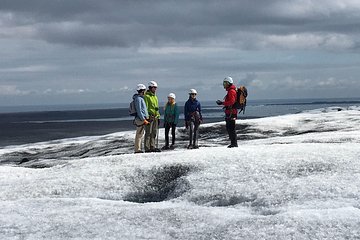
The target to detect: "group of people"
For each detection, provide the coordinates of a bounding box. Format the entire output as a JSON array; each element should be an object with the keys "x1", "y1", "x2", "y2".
[{"x1": 132, "y1": 76, "x2": 238, "y2": 153}]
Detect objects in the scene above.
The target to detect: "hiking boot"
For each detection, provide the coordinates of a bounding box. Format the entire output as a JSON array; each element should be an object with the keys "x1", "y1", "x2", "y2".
[
  {"x1": 152, "y1": 148, "x2": 161, "y2": 152},
  {"x1": 187, "y1": 144, "x2": 193, "y2": 149},
  {"x1": 193, "y1": 145, "x2": 199, "y2": 149},
  {"x1": 227, "y1": 144, "x2": 238, "y2": 148},
  {"x1": 169, "y1": 144, "x2": 175, "y2": 150},
  {"x1": 134, "y1": 150, "x2": 144, "y2": 154},
  {"x1": 145, "y1": 149, "x2": 152, "y2": 153},
  {"x1": 161, "y1": 145, "x2": 170, "y2": 150}
]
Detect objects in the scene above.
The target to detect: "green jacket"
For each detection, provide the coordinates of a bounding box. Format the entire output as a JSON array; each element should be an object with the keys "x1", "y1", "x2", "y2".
[
  {"x1": 164, "y1": 102, "x2": 179, "y2": 125},
  {"x1": 144, "y1": 90, "x2": 160, "y2": 118}
]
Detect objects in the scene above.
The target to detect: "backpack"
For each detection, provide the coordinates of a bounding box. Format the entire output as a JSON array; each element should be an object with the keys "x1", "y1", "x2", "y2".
[
  {"x1": 233, "y1": 86, "x2": 248, "y2": 114},
  {"x1": 129, "y1": 99, "x2": 137, "y2": 116}
]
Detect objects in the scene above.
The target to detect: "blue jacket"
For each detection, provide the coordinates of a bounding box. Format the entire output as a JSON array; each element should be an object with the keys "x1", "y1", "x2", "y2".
[
  {"x1": 164, "y1": 102, "x2": 179, "y2": 125},
  {"x1": 133, "y1": 94, "x2": 149, "y2": 121},
  {"x1": 184, "y1": 98, "x2": 202, "y2": 122}
]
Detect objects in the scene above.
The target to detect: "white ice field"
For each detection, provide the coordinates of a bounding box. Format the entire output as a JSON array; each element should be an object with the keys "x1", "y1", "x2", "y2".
[{"x1": 1, "y1": 106, "x2": 360, "y2": 239}]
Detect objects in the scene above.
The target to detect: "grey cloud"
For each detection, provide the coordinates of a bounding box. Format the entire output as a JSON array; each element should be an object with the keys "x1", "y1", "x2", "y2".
[
  {"x1": 36, "y1": 23, "x2": 130, "y2": 48},
  {"x1": 2, "y1": 0, "x2": 360, "y2": 49},
  {"x1": 240, "y1": 73, "x2": 258, "y2": 86},
  {"x1": 1, "y1": 1, "x2": 360, "y2": 105}
]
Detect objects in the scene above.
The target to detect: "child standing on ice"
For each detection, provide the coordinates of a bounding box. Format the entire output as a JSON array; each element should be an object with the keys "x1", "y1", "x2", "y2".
[
  {"x1": 162, "y1": 93, "x2": 179, "y2": 150},
  {"x1": 184, "y1": 89, "x2": 202, "y2": 149}
]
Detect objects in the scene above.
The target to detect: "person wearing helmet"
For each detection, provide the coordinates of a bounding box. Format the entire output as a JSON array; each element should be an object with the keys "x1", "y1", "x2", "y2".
[
  {"x1": 162, "y1": 93, "x2": 179, "y2": 150},
  {"x1": 144, "y1": 81, "x2": 161, "y2": 152},
  {"x1": 216, "y1": 76, "x2": 238, "y2": 148},
  {"x1": 184, "y1": 89, "x2": 202, "y2": 149},
  {"x1": 133, "y1": 84, "x2": 150, "y2": 153}
]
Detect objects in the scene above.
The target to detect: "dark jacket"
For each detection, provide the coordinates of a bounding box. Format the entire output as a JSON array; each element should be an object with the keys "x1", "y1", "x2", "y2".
[
  {"x1": 223, "y1": 85, "x2": 238, "y2": 117},
  {"x1": 184, "y1": 98, "x2": 202, "y2": 122}
]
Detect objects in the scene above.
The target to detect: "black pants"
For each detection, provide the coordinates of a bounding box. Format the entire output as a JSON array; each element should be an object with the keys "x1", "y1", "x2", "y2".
[
  {"x1": 226, "y1": 118, "x2": 237, "y2": 146},
  {"x1": 165, "y1": 123, "x2": 176, "y2": 146}
]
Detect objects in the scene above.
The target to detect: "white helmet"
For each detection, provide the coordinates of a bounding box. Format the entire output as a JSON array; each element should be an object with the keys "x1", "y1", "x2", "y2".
[
  {"x1": 168, "y1": 93, "x2": 176, "y2": 99},
  {"x1": 223, "y1": 76, "x2": 233, "y2": 84},
  {"x1": 148, "y1": 81, "x2": 158, "y2": 88},
  {"x1": 136, "y1": 84, "x2": 146, "y2": 91},
  {"x1": 189, "y1": 89, "x2": 197, "y2": 94}
]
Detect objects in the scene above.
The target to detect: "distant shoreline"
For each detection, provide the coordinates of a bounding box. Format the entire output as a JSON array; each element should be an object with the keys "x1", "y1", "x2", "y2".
[{"x1": 1, "y1": 97, "x2": 360, "y2": 114}]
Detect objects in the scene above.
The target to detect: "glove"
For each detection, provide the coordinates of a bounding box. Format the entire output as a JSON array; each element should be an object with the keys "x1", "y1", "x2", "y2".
[
  {"x1": 216, "y1": 100, "x2": 223, "y2": 105},
  {"x1": 185, "y1": 121, "x2": 189, "y2": 129},
  {"x1": 143, "y1": 119, "x2": 150, "y2": 125}
]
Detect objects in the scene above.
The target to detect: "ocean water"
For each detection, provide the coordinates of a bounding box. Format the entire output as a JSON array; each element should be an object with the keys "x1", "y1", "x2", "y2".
[{"x1": 0, "y1": 98, "x2": 359, "y2": 147}]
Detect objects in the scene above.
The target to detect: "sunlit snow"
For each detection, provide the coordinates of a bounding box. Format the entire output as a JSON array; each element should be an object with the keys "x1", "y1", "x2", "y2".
[{"x1": 1, "y1": 106, "x2": 360, "y2": 239}]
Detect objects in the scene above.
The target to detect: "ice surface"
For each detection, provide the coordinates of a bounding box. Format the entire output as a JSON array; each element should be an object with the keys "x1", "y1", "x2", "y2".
[{"x1": 1, "y1": 106, "x2": 360, "y2": 239}]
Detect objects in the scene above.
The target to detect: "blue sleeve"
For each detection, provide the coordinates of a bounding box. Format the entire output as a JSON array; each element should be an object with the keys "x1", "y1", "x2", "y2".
[
  {"x1": 135, "y1": 97, "x2": 145, "y2": 121},
  {"x1": 184, "y1": 102, "x2": 189, "y2": 121},
  {"x1": 198, "y1": 102, "x2": 202, "y2": 120},
  {"x1": 143, "y1": 99, "x2": 149, "y2": 120}
]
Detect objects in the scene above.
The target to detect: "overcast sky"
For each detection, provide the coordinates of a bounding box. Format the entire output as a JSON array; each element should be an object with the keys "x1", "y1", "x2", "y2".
[{"x1": 1, "y1": 0, "x2": 360, "y2": 106}]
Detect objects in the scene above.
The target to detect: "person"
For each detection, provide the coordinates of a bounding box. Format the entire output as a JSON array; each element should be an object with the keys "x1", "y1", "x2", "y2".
[
  {"x1": 144, "y1": 81, "x2": 161, "y2": 152},
  {"x1": 184, "y1": 89, "x2": 202, "y2": 149},
  {"x1": 216, "y1": 76, "x2": 238, "y2": 148},
  {"x1": 162, "y1": 93, "x2": 179, "y2": 150},
  {"x1": 133, "y1": 84, "x2": 150, "y2": 153}
]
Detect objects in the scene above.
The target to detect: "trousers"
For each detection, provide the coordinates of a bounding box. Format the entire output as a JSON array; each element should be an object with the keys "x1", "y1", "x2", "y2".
[
  {"x1": 134, "y1": 118, "x2": 145, "y2": 152},
  {"x1": 225, "y1": 118, "x2": 237, "y2": 146},
  {"x1": 164, "y1": 122, "x2": 176, "y2": 146},
  {"x1": 188, "y1": 120, "x2": 200, "y2": 146},
  {"x1": 145, "y1": 118, "x2": 159, "y2": 151}
]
